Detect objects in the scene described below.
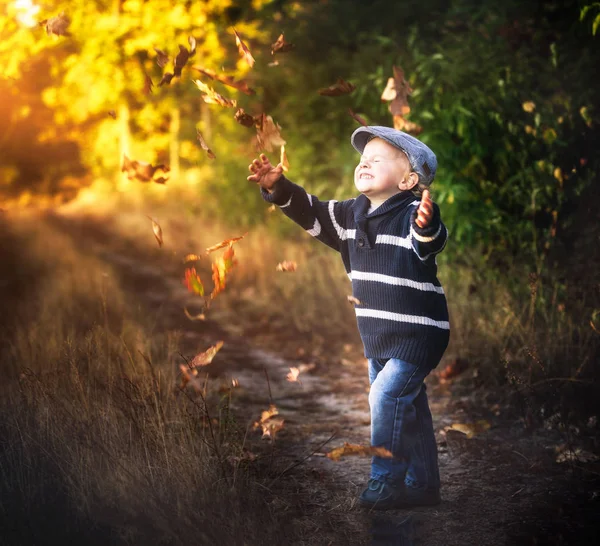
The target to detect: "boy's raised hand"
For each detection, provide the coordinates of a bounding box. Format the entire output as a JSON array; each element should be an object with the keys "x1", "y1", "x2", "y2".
[
  {"x1": 415, "y1": 188, "x2": 433, "y2": 228},
  {"x1": 247, "y1": 153, "x2": 283, "y2": 191}
]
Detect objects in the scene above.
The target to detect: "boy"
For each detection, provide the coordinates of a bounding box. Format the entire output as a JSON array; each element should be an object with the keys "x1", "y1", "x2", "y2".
[{"x1": 247, "y1": 126, "x2": 450, "y2": 510}]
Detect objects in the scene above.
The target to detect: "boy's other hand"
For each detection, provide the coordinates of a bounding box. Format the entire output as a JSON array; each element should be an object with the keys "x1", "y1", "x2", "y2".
[
  {"x1": 247, "y1": 153, "x2": 283, "y2": 191},
  {"x1": 415, "y1": 188, "x2": 433, "y2": 228}
]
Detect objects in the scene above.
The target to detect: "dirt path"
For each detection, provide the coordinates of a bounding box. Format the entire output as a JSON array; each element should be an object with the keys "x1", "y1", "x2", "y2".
[{"x1": 49, "y1": 212, "x2": 599, "y2": 546}]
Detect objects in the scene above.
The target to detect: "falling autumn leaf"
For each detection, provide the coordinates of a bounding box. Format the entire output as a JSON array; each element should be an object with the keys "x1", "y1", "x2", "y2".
[
  {"x1": 159, "y1": 72, "x2": 175, "y2": 86},
  {"x1": 40, "y1": 12, "x2": 71, "y2": 37},
  {"x1": 253, "y1": 404, "x2": 284, "y2": 440},
  {"x1": 318, "y1": 78, "x2": 356, "y2": 97},
  {"x1": 522, "y1": 101, "x2": 536, "y2": 113},
  {"x1": 393, "y1": 115, "x2": 423, "y2": 135},
  {"x1": 381, "y1": 65, "x2": 413, "y2": 116},
  {"x1": 234, "y1": 108, "x2": 257, "y2": 128},
  {"x1": 153, "y1": 47, "x2": 170, "y2": 68},
  {"x1": 192, "y1": 66, "x2": 256, "y2": 95},
  {"x1": 445, "y1": 420, "x2": 491, "y2": 439},
  {"x1": 188, "y1": 35, "x2": 197, "y2": 56},
  {"x1": 143, "y1": 74, "x2": 154, "y2": 95},
  {"x1": 326, "y1": 443, "x2": 394, "y2": 462},
  {"x1": 183, "y1": 267, "x2": 205, "y2": 296},
  {"x1": 184, "y1": 306, "x2": 207, "y2": 321},
  {"x1": 231, "y1": 378, "x2": 239, "y2": 388},
  {"x1": 196, "y1": 128, "x2": 216, "y2": 159},
  {"x1": 173, "y1": 44, "x2": 190, "y2": 77},
  {"x1": 205, "y1": 233, "x2": 247, "y2": 254},
  {"x1": 193, "y1": 80, "x2": 238, "y2": 108},
  {"x1": 107, "y1": 110, "x2": 117, "y2": 119},
  {"x1": 271, "y1": 33, "x2": 295, "y2": 54},
  {"x1": 233, "y1": 28, "x2": 255, "y2": 68},
  {"x1": 211, "y1": 244, "x2": 237, "y2": 299},
  {"x1": 190, "y1": 341, "x2": 224, "y2": 368},
  {"x1": 347, "y1": 295, "x2": 362, "y2": 305},
  {"x1": 183, "y1": 253, "x2": 203, "y2": 263},
  {"x1": 348, "y1": 108, "x2": 368, "y2": 126},
  {"x1": 286, "y1": 367, "x2": 301, "y2": 383},
  {"x1": 145, "y1": 215, "x2": 163, "y2": 247},
  {"x1": 254, "y1": 113, "x2": 286, "y2": 152},
  {"x1": 121, "y1": 155, "x2": 169, "y2": 184},
  {"x1": 275, "y1": 260, "x2": 297, "y2": 272},
  {"x1": 280, "y1": 145, "x2": 290, "y2": 172},
  {"x1": 268, "y1": 60, "x2": 280, "y2": 67}
]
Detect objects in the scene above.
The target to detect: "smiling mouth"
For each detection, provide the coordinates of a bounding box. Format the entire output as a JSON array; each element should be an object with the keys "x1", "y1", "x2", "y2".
[{"x1": 359, "y1": 173, "x2": 374, "y2": 179}]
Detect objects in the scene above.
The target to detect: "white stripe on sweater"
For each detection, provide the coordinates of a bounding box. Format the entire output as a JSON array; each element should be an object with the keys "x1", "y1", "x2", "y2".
[
  {"x1": 307, "y1": 218, "x2": 321, "y2": 237},
  {"x1": 280, "y1": 196, "x2": 292, "y2": 208},
  {"x1": 350, "y1": 270, "x2": 445, "y2": 294},
  {"x1": 375, "y1": 234, "x2": 412, "y2": 248},
  {"x1": 355, "y1": 308, "x2": 450, "y2": 329},
  {"x1": 328, "y1": 200, "x2": 350, "y2": 240}
]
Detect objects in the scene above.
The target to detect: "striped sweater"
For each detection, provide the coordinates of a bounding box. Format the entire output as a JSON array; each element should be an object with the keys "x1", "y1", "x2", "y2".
[{"x1": 261, "y1": 175, "x2": 450, "y2": 368}]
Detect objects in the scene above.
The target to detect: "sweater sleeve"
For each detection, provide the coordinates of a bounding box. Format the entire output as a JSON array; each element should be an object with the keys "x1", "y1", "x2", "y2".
[
  {"x1": 409, "y1": 201, "x2": 448, "y2": 261},
  {"x1": 260, "y1": 175, "x2": 353, "y2": 252}
]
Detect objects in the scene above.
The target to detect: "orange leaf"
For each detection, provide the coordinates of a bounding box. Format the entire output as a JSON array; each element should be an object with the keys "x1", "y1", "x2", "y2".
[
  {"x1": 183, "y1": 254, "x2": 203, "y2": 263},
  {"x1": 318, "y1": 78, "x2": 356, "y2": 97},
  {"x1": 271, "y1": 33, "x2": 295, "y2": 54},
  {"x1": 233, "y1": 28, "x2": 255, "y2": 67},
  {"x1": 192, "y1": 66, "x2": 255, "y2": 95},
  {"x1": 275, "y1": 260, "x2": 297, "y2": 272},
  {"x1": 146, "y1": 215, "x2": 163, "y2": 247},
  {"x1": 326, "y1": 443, "x2": 394, "y2": 462},
  {"x1": 205, "y1": 233, "x2": 247, "y2": 254},
  {"x1": 193, "y1": 80, "x2": 237, "y2": 108},
  {"x1": 122, "y1": 155, "x2": 169, "y2": 184},
  {"x1": 286, "y1": 367, "x2": 301, "y2": 382},
  {"x1": 190, "y1": 341, "x2": 224, "y2": 368},
  {"x1": 183, "y1": 267, "x2": 205, "y2": 296}
]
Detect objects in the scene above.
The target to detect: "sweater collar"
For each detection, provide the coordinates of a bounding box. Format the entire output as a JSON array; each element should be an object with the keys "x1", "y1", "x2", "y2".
[{"x1": 352, "y1": 191, "x2": 417, "y2": 222}]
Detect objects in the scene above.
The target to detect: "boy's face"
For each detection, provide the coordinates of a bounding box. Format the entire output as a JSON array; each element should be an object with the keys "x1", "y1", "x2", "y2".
[{"x1": 354, "y1": 138, "x2": 416, "y2": 206}]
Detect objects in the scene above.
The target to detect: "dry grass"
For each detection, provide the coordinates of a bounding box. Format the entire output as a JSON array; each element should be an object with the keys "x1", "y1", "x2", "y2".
[{"x1": 0, "y1": 213, "x2": 366, "y2": 546}]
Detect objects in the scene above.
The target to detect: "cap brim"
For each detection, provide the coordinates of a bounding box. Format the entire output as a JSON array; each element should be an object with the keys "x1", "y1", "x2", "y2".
[{"x1": 351, "y1": 126, "x2": 401, "y2": 156}]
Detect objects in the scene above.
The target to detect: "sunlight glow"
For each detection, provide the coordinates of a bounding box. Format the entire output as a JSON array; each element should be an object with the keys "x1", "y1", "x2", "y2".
[{"x1": 14, "y1": 0, "x2": 40, "y2": 28}]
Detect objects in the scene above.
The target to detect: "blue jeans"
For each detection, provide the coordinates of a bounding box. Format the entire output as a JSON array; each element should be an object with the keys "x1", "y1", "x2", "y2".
[{"x1": 368, "y1": 357, "x2": 440, "y2": 491}]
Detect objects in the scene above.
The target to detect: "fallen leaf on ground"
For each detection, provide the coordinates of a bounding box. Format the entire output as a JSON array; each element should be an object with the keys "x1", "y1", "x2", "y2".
[
  {"x1": 318, "y1": 78, "x2": 356, "y2": 97},
  {"x1": 183, "y1": 267, "x2": 205, "y2": 296},
  {"x1": 271, "y1": 33, "x2": 295, "y2": 54},
  {"x1": 326, "y1": 443, "x2": 393, "y2": 461},
  {"x1": 276, "y1": 260, "x2": 297, "y2": 272},
  {"x1": 196, "y1": 128, "x2": 216, "y2": 159},
  {"x1": 145, "y1": 215, "x2": 163, "y2": 247},
  {"x1": 192, "y1": 66, "x2": 255, "y2": 95},
  {"x1": 555, "y1": 445, "x2": 599, "y2": 463},
  {"x1": 40, "y1": 12, "x2": 71, "y2": 37},
  {"x1": 445, "y1": 420, "x2": 491, "y2": 439},
  {"x1": 233, "y1": 28, "x2": 255, "y2": 67},
  {"x1": 193, "y1": 80, "x2": 237, "y2": 107},
  {"x1": 286, "y1": 367, "x2": 301, "y2": 382},
  {"x1": 347, "y1": 295, "x2": 362, "y2": 305},
  {"x1": 190, "y1": 340, "x2": 224, "y2": 368}
]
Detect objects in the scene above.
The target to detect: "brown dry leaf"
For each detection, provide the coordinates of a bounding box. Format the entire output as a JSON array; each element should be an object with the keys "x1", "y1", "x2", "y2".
[
  {"x1": 159, "y1": 72, "x2": 174, "y2": 87},
  {"x1": 143, "y1": 73, "x2": 154, "y2": 95},
  {"x1": 192, "y1": 66, "x2": 256, "y2": 95},
  {"x1": 261, "y1": 417, "x2": 285, "y2": 440},
  {"x1": 255, "y1": 113, "x2": 286, "y2": 152},
  {"x1": 326, "y1": 443, "x2": 394, "y2": 462},
  {"x1": 184, "y1": 307, "x2": 206, "y2": 321},
  {"x1": 286, "y1": 367, "x2": 301, "y2": 382},
  {"x1": 196, "y1": 128, "x2": 216, "y2": 159},
  {"x1": 234, "y1": 108, "x2": 258, "y2": 128},
  {"x1": 233, "y1": 28, "x2": 255, "y2": 68},
  {"x1": 280, "y1": 145, "x2": 290, "y2": 172},
  {"x1": 205, "y1": 233, "x2": 247, "y2": 254},
  {"x1": 145, "y1": 215, "x2": 163, "y2": 247},
  {"x1": 276, "y1": 260, "x2": 297, "y2": 272},
  {"x1": 271, "y1": 33, "x2": 295, "y2": 54},
  {"x1": 153, "y1": 47, "x2": 170, "y2": 68},
  {"x1": 122, "y1": 155, "x2": 170, "y2": 184},
  {"x1": 107, "y1": 110, "x2": 117, "y2": 119},
  {"x1": 318, "y1": 78, "x2": 356, "y2": 97},
  {"x1": 193, "y1": 80, "x2": 237, "y2": 108},
  {"x1": 445, "y1": 420, "x2": 491, "y2": 439},
  {"x1": 183, "y1": 253, "x2": 203, "y2": 263},
  {"x1": 381, "y1": 65, "x2": 413, "y2": 116},
  {"x1": 347, "y1": 295, "x2": 362, "y2": 305},
  {"x1": 190, "y1": 341, "x2": 224, "y2": 368},
  {"x1": 254, "y1": 404, "x2": 279, "y2": 426},
  {"x1": 348, "y1": 108, "x2": 368, "y2": 126},
  {"x1": 174, "y1": 44, "x2": 190, "y2": 77},
  {"x1": 40, "y1": 12, "x2": 71, "y2": 37},
  {"x1": 393, "y1": 115, "x2": 423, "y2": 135}
]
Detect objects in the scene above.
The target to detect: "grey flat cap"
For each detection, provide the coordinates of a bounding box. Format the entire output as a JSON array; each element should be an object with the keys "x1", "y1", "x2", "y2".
[{"x1": 351, "y1": 126, "x2": 437, "y2": 186}]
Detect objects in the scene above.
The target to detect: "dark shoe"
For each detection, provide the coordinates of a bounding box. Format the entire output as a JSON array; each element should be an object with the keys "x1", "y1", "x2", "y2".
[{"x1": 359, "y1": 479, "x2": 441, "y2": 510}]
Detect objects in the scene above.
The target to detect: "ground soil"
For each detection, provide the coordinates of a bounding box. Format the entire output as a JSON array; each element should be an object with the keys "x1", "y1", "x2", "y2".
[{"x1": 43, "y1": 212, "x2": 600, "y2": 545}]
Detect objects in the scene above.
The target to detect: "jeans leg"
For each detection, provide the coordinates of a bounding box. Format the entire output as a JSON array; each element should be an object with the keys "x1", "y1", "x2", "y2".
[
  {"x1": 368, "y1": 358, "x2": 432, "y2": 487},
  {"x1": 404, "y1": 383, "x2": 441, "y2": 490}
]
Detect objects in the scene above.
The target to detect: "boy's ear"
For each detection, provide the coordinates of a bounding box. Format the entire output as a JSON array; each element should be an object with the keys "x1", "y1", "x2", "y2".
[{"x1": 398, "y1": 171, "x2": 419, "y2": 191}]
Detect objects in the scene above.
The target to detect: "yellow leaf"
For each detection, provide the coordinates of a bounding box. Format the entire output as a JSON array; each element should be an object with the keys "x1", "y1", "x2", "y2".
[
  {"x1": 522, "y1": 101, "x2": 536, "y2": 113},
  {"x1": 326, "y1": 443, "x2": 394, "y2": 461},
  {"x1": 445, "y1": 420, "x2": 491, "y2": 439}
]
